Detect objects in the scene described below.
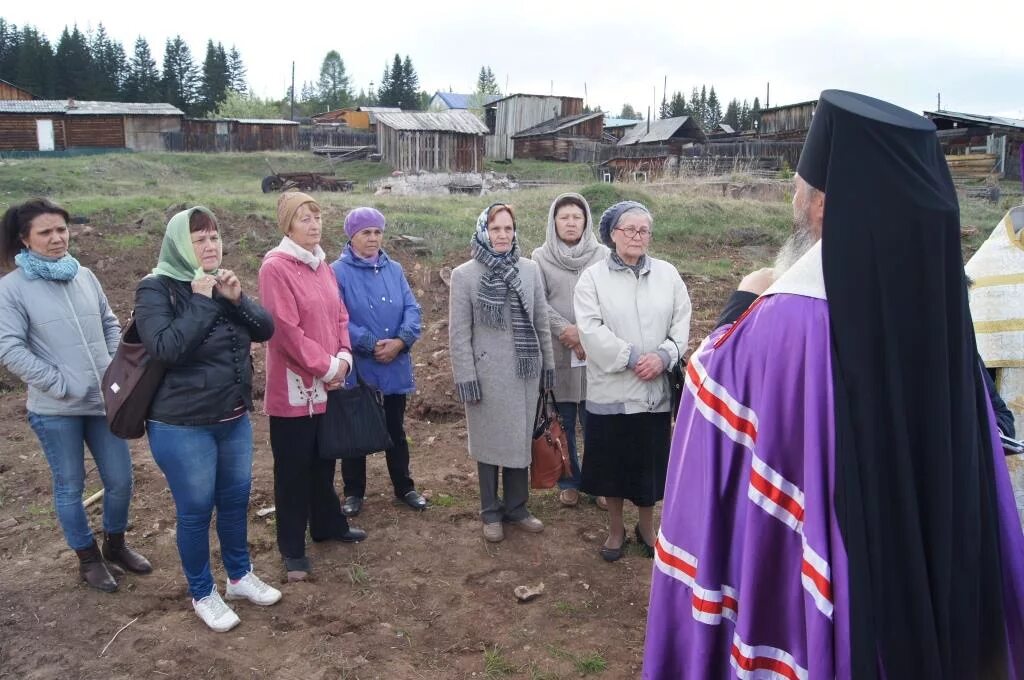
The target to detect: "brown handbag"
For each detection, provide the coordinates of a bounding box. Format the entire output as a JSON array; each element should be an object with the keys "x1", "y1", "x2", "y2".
[
  {"x1": 102, "y1": 313, "x2": 167, "y2": 440},
  {"x1": 530, "y1": 389, "x2": 571, "y2": 489}
]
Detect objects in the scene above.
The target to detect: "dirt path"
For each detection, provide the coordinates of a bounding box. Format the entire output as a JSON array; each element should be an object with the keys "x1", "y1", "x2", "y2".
[{"x1": 0, "y1": 221, "x2": 738, "y2": 679}]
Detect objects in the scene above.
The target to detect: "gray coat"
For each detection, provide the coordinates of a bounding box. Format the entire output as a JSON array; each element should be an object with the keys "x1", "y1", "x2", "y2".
[
  {"x1": 531, "y1": 193, "x2": 608, "y2": 404},
  {"x1": 448, "y1": 257, "x2": 555, "y2": 468},
  {"x1": 0, "y1": 267, "x2": 120, "y2": 416}
]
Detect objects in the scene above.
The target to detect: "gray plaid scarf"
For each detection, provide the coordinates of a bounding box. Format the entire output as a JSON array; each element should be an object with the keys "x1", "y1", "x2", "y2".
[{"x1": 471, "y1": 234, "x2": 540, "y2": 379}]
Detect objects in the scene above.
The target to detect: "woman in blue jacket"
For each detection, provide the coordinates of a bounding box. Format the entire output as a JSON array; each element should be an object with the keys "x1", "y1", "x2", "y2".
[{"x1": 331, "y1": 207, "x2": 428, "y2": 516}]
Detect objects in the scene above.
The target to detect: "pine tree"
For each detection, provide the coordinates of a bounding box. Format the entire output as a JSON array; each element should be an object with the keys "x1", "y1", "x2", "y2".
[
  {"x1": 751, "y1": 97, "x2": 762, "y2": 131},
  {"x1": 669, "y1": 91, "x2": 688, "y2": 118},
  {"x1": 689, "y1": 87, "x2": 702, "y2": 126},
  {"x1": 13, "y1": 25, "x2": 55, "y2": 97},
  {"x1": 54, "y1": 25, "x2": 93, "y2": 98},
  {"x1": 698, "y1": 85, "x2": 708, "y2": 128},
  {"x1": 317, "y1": 50, "x2": 353, "y2": 111},
  {"x1": 161, "y1": 36, "x2": 199, "y2": 115},
  {"x1": 659, "y1": 94, "x2": 669, "y2": 119},
  {"x1": 706, "y1": 86, "x2": 722, "y2": 130},
  {"x1": 620, "y1": 103, "x2": 638, "y2": 120},
  {"x1": 89, "y1": 24, "x2": 126, "y2": 100},
  {"x1": 475, "y1": 66, "x2": 501, "y2": 97},
  {"x1": 722, "y1": 99, "x2": 741, "y2": 130},
  {"x1": 299, "y1": 80, "x2": 319, "y2": 115},
  {"x1": 123, "y1": 37, "x2": 160, "y2": 102},
  {"x1": 739, "y1": 99, "x2": 751, "y2": 130},
  {"x1": 226, "y1": 46, "x2": 247, "y2": 94},
  {"x1": 401, "y1": 55, "x2": 420, "y2": 110},
  {"x1": 0, "y1": 19, "x2": 21, "y2": 84},
  {"x1": 376, "y1": 58, "x2": 398, "y2": 107},
  {"x1": 197, "y1": 41, "x2": 229, "y2": 115}
]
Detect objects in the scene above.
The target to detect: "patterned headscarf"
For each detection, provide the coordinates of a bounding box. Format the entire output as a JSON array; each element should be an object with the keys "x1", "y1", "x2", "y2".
[
  {"x1": 470, "y1": 204, "x2": 540, "y2": 379},
  {"x1": 597, "y1": 200, "x2": 652, "y2": 248}
]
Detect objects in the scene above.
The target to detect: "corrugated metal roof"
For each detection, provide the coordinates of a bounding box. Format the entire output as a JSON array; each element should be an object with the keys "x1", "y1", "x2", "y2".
[
  {"x1": 358, "y1": 106, "x2": 402, "y2": 113},
  {"x1": 433, "y1": 92, "x2": 501, "y2": 109},
  {"x1": 0, "y1": 99, "x2": 184, "y2": 115},
  {"x1": 512, "y1": 111, "x2": 604, "y2": 138},
  {"x1": 923, "y1": 109, "x2": 1024, "y2": 130},
  {"x1": 485, "y1": 93, "x2": 582, "y2": 107},
  {"x1": 618, "y1": 116, "x2": 706, "y2": 145},
  {"x1": 374, "y1": 109, "x2": 488, "y2": 134},
  {"x1": 233, "y1": 118, "x2": 298, "y2": 125},
  {"x1": 603, "y1": 117, "x2": 641, "y2": 129}
]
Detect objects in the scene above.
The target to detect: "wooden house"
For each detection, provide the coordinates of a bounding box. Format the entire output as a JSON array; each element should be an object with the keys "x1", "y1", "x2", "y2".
[
  {"x1": 512, "y1": 111, "x2": 604, "y2": 161},
  {"x1": 924, "y1": 109, "x2": 1024, "y2": 181},
  {"x1": 0, "y1": 79, "x2": 36, "y2": 101},
  {"x1": 0, "y1": 99, "x2": 183, "y2": 152},
  {"x1": 375, "y1": 110, "x2": 488, "y2": 173},
  {"x1": 755, "y1": 100, "x2": 817, "y2": 140},
  {"x1": 483, "y1": 94, "x2": 584, "y2": 160}
]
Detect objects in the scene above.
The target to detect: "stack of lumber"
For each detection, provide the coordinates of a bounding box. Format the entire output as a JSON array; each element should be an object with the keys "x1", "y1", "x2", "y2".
[{"x1": 945, "y1": 153, "x2": 999, "y2": 180}]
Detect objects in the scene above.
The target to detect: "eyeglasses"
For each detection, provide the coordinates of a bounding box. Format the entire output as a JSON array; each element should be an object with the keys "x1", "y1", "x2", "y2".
[{"x1": 614, "y1": 226, "x2": 652, "y2": 240}]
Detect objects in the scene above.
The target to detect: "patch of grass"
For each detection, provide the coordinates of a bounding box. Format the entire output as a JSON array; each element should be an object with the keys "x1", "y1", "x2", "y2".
[
  {"x1": 104, "y1": 233, "x2": 148, "y2": 250},
  {"x1": 528, "y1": 664, "x2": 561, "y2": 680},
  {"x1": 347, "y1": 563, "x2": 369, "y2": 585},
  {"x1": 553, "y1": 599, "x2": 593, "y2": 616},
  {"x1": 431, "y1": 493, "x2": 457, "y2": 508},
  {"x1": 573, "y1": 652, "x2": 607, "y2": 675},
  {"x1": 483, "y1": 645, "x2": 518, "y2": 678}
]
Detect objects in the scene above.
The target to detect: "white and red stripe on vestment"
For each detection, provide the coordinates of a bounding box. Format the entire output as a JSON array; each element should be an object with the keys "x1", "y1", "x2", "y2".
[
  {"x1": 730, "y1": 633, "x2": 809, "y2": 680},
  {"x1": 679, "y1": 348, "x2": 834, "y2": 620}
]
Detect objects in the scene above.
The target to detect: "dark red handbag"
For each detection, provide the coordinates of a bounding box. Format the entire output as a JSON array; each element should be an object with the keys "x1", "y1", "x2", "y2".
[
  {"x1": 102, "y1": 315, "x2": 165, "y2": 439},
  {"x1": 530, "y1": 389, "x2": 571, "y2": 489}
]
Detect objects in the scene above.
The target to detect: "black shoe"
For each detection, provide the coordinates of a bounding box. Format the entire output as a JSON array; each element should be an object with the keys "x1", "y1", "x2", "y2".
[
  {"x1": 75, "y1": 541, "x2": 118, "y2": 592},
  {"x1": 338, "y1": 527, "x2": 367, "y2": 543},
  {"x1": 599, "y1": 529, "x2": 627, "y2": 563},
  {"x1": 634, "y1": 524, "x2": 655, "y2": 559},
  {"x1": 397, "y1": 489, "x2": 428, "y2": 511},
  {"x1": 341, "y1": 496, "x2": 363, "y2": 517},
  {"x1": 103, "y1": 532, "x2": 153, "y2": 574}
]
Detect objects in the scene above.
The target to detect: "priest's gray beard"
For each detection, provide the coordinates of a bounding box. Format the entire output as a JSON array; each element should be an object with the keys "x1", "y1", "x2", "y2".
[{"x1": 773, "y1": 227, "x2": 818, "y2": 276}]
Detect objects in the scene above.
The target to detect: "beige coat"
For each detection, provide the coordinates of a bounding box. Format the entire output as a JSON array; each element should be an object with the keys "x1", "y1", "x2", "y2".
[
  {"x1": 531, "y1": 192, "x2": 608, "y2": 404},
  {"x1": 448, "y1": 258, "x2": 555, "y2": 467}
]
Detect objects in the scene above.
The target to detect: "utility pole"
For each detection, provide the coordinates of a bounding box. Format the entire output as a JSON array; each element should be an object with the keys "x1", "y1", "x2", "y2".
[
  {"x1": 766, "y1": 81, "x2": 770, "y2": 109},
  {"x1": 290, "y1": 61, "x2": 295, "y2": 121},
  {"x1": 937, "y1": 92, "x2": 942, "y2": 110}
]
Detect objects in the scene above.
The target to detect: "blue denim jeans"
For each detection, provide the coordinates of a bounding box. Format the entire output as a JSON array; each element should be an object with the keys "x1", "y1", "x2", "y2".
[
  {"x1": 147, "y1": 414, "x2": 253, "y2": 600},
  {"x1": 556, "y1": 401, "x2": 586, "y2": 491},
  {"x1": 27, "y1": 413, "x2": 133, "y2": 551}
]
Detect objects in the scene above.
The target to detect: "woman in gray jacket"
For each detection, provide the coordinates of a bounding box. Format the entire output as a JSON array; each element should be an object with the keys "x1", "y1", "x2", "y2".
[
  {"x1": 531, "y1": 193, "x2": 608, "y2": 507},
  {"x1": 449, "y1": 203, "x2": 555, "y2": 543},
  {"x1": 0, "y1": 198, "x2": 151, "y2": 592}
]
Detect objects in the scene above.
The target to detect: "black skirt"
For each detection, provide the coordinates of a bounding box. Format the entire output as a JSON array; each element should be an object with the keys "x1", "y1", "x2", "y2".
[{"x1": 580, "y1": 411, "x2": 671, "y2": 507}]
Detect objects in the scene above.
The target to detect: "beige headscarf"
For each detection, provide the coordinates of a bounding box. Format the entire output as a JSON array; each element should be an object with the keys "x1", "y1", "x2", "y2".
[
  {"x1": 540, "y1": 192, "x2": 604, "y2": 271},
  {"x1": 276, "y1": 191, "x2": 319, "y2": 235}
]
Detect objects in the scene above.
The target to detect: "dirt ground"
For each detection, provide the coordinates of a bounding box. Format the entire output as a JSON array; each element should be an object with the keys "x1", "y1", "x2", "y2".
[{"x1": 0, "y1": 217, "x2": 743, "y2": 680}]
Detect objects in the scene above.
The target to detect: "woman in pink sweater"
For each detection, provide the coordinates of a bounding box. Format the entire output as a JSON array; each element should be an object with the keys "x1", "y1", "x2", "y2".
[{"x1": 259, "y1": 192, "x2": 367, "y2": 582}]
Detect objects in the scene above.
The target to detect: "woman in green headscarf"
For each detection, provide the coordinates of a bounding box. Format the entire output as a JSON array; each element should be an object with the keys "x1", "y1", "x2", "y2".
[{"x1": 134, "y1": 206, "x2": 278, "y2": 633}]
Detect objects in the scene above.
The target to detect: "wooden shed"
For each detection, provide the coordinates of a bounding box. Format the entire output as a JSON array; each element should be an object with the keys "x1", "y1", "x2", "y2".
[
  {"x1": 617, "y1": 115, "x2": 707, "y2": 150},
  {"x1": 755, "y1": 100, "x2": 817, "y2": 140},
  {"x1": 484, "y1": 94, "x2": 584, "y2": 160},
  {"x1": 0, "y1": 79, "x2": 36, "y2": 101},
  {"x1": 603, "y1": 117, "x2": 640, "y2": 140},
  {"x1": 375, "y1": 110, "x2": 488, "y2": 173},
  {"x1": 312, "y1": 106, "x2": 401, "y2": 131},
  {"x1": 512, "y1": 111, "x2": 604, "y2": 161},
  {"x1": 924, "y1": 109, "x2": 1024, "y2": 181},
  {"x1": 0, "y1": 99, "x2": 183, "y2": 152}
]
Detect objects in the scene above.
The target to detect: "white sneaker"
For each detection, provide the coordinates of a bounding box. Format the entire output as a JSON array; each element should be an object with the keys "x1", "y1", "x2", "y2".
[
  {"x1": 192, "y1": 589, "x2": 240, "y2": 632},
  {"x1": 225, "y1": 570, "x2": 282, "y2": 606}
]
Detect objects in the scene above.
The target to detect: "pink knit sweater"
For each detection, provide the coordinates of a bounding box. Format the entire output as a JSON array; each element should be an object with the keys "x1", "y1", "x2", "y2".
[{"x1": 258, "y1": 241, "x2": 352, "y2": 417}]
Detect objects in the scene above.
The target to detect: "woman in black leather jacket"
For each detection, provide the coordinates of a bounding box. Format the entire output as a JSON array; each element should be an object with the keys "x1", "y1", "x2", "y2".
[{"x1": 134, "y1": 206, "x2": 278, "y2": 633}]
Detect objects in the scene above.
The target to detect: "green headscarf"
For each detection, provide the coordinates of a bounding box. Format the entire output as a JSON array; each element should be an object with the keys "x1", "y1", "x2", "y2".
[{"x1": 151, "y1": 206, "x2": 217, "y2": 281}]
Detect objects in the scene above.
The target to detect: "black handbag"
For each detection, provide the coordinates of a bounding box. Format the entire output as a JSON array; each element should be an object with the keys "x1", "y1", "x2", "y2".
[
  {"x1": 102, "y1": 316, "x2": 166, "y2": 439},
  {"x1": 317, "y1": 372, "x2": 393, "y2": 459}
]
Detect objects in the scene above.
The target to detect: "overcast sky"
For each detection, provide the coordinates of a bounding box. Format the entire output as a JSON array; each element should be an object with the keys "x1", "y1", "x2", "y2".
[{"x1": 6, "y1": 0, "x2": 1022, "y2": 118}]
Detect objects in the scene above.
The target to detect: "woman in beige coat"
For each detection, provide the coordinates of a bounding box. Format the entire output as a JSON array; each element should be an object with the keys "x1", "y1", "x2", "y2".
[
  {"x1": 449, "y1": 204, "x2": 555, "y2": 542},
  {"x1": 531, "y1": 193, "x2": 608, "y2": 507}
]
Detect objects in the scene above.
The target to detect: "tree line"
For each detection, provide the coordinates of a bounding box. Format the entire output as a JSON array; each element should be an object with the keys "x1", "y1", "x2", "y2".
[
  {"x1": 0, "y1": 18, "x2": 247, "y2": 117},
  {"x1": 620, "y1": 85, "x2": 763, "y2": 133}
]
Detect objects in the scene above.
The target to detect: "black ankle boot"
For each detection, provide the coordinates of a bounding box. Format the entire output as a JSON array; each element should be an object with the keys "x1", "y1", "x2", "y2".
[
  {"x1": 75, "y1": 542, "x2": 118, "y2": 592},
  {"x1": 102, "y1": 532, "x2": 153, "y2": 574}
]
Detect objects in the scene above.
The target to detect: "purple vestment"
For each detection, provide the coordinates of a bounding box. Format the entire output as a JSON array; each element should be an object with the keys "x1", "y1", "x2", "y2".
[{"x1": 644, "y1": 291, "x2": 1024, "y2": 679}]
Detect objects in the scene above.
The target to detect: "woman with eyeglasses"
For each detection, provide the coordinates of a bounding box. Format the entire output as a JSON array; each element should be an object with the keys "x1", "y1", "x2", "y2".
[{"x1": 573, "y1": 201, "x2": 691, "y2": 562}]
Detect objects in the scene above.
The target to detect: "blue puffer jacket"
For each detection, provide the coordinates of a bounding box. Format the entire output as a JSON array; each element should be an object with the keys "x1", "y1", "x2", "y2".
[{"x1": 331, "y1": 244, "x2": 421, "y2": 395}]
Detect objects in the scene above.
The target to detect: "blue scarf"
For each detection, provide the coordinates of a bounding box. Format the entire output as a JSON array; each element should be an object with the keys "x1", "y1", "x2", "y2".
[{"x1": 15, "y1": 250, "x2": 81, "y2": 281}]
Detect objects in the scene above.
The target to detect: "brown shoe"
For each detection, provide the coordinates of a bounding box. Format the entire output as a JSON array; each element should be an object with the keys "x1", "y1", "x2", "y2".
[
  {"x1": 103, "y1": 532, "x2": 153, "y2": 574},
  {"x1": 75, "y1": 542, "x2": 118, "y2": 592},
  {"x1": 513, "y1": 515, "x2": 544, "y2": 533},
  {"x1": 558, "y1": 489, "x2": 579, "y2": 507},
  {"x1": 482, "y1": 521, "x2": 504, "y2": 542}
]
